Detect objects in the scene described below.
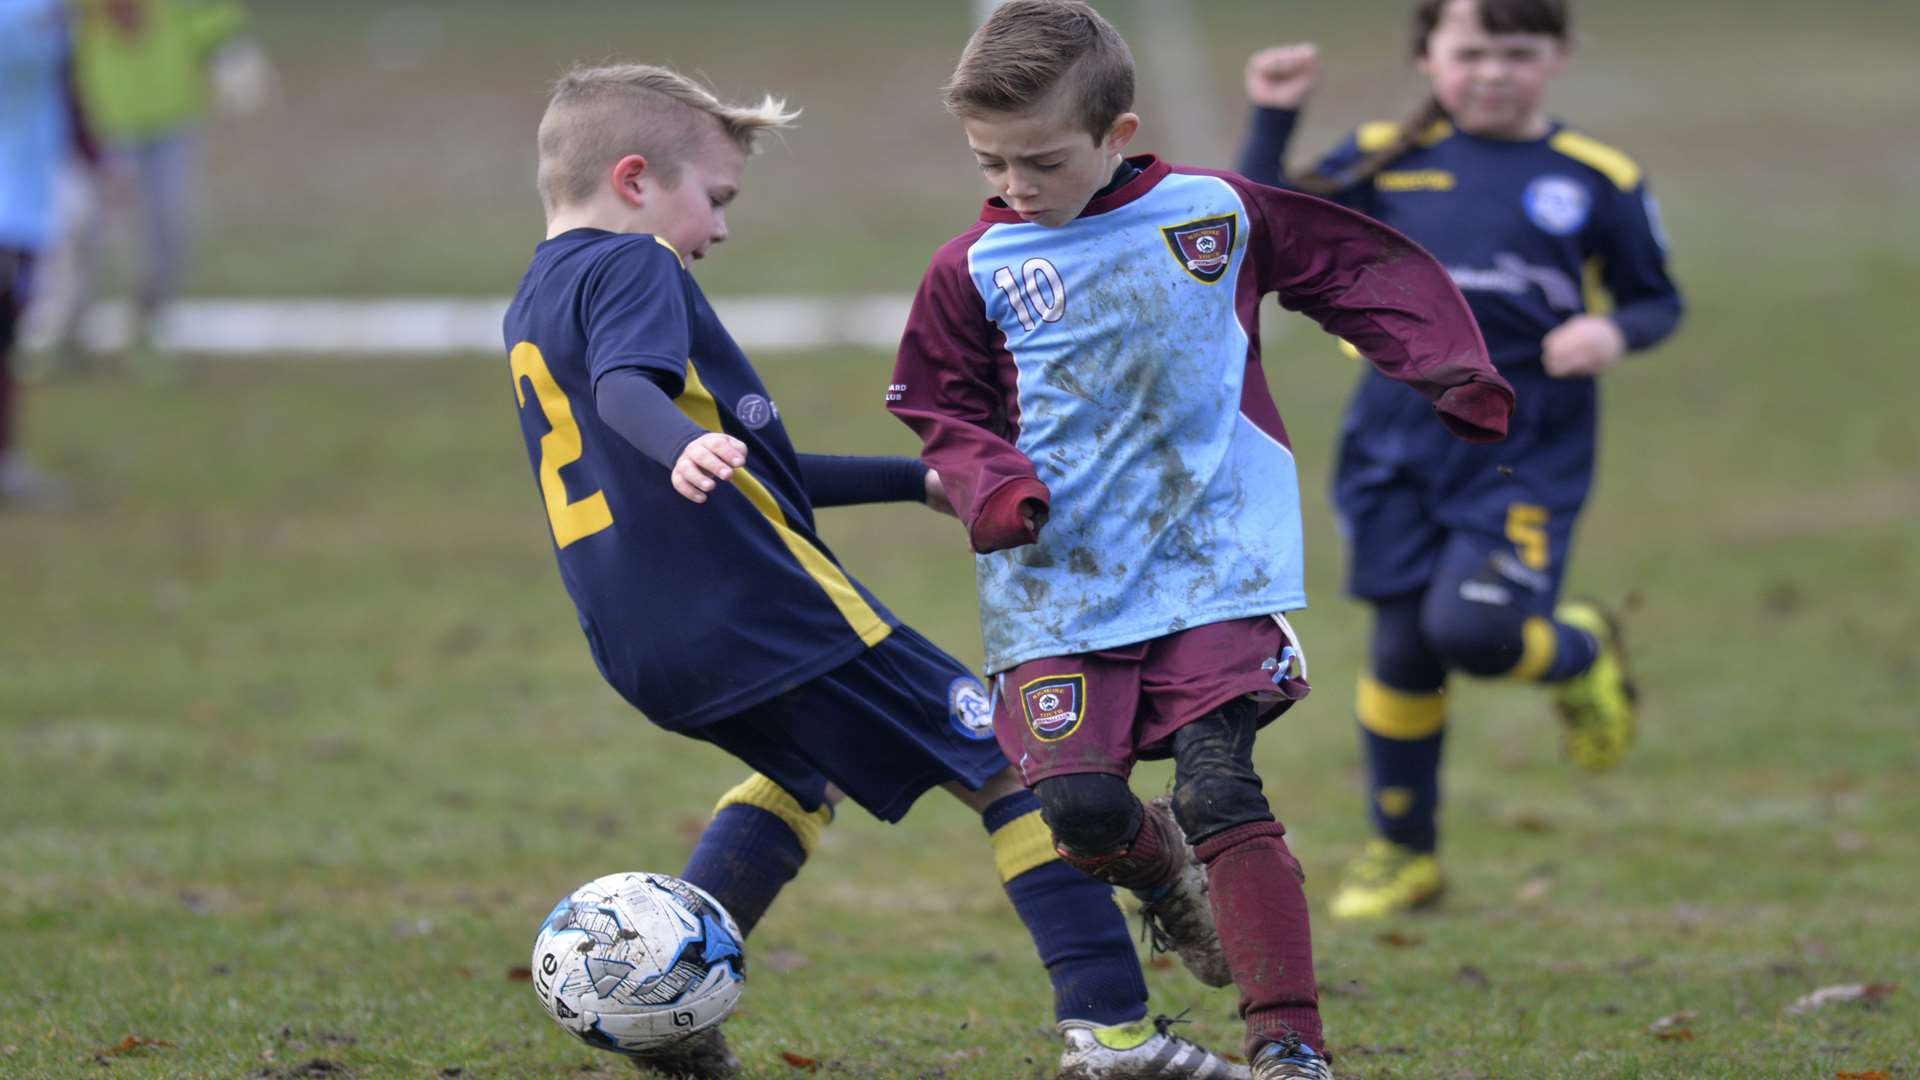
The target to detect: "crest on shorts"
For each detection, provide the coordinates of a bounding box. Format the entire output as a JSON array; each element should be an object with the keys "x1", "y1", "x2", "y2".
[
  {"x1": 1160, "y1": 213, "x2": 1238, "y2": 284},
  {"x1": 948, "y1": 676, "x2": 995, "y2": 741},
  {"x1": 1020, "y1": 674, "x2": 1085, "y2": 742}
]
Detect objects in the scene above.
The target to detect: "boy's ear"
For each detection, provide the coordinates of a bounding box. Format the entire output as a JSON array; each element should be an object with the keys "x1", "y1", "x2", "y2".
[
  {"x1": 1103, "y1": 112, "x2": 1140, "y2": 155},
  {"x1": 610, "y1": 154, "x2": 651, "y2": 208}
]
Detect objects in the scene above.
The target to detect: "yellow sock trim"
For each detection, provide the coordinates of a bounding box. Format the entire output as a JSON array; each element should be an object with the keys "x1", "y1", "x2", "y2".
[
  {"x1": 714, "y1": 773, "x2": 833, "y2": 856},
  {"x1": 1356, "y1": 675, "x2": 1447, "y2": 740},
  {"x1": 1508, "y1": 616, "x2": 1558, "y2": 682},
  {"x1": 990, "y1": 809, "x2": 1060, "y2": 882}
]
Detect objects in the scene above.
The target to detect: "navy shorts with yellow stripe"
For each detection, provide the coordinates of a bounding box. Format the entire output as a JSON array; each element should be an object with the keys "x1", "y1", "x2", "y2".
[{"x1": 691, "y1": 625, "x2": 1007, "y2": 823}]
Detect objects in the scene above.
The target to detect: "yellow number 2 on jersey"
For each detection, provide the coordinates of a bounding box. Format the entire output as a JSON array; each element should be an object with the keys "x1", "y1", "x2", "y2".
[{"x1": 510, "y1": 341, "x2": 614, "y2": 549}]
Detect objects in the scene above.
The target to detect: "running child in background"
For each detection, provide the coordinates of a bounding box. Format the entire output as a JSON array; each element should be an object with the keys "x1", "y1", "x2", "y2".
[
  {"x1": 1236, "y1": 0, "x2": 1683, "y2": 920},
  {"x1": 890, "y1": 3, "x2": 1513, "y2": 1076},
  {"x1": 505, "y1": 62, "x2": 1243, "y2": 1080}
]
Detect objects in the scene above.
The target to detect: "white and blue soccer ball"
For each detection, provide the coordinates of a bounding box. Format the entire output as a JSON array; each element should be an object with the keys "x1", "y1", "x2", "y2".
[{"x1": 531, "y1": 872, "x2": 745, "y2": 1054}]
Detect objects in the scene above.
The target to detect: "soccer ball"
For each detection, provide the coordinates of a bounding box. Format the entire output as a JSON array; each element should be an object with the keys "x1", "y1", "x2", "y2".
[{"x1": 531, "y1": 872, "x2": 745, "y2": 1055}]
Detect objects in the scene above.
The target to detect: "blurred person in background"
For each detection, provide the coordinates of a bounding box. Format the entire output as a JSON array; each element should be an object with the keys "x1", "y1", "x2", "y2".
[
  {"x1": 39, "y1": 0, "x2": 269, "y2": 375},
  {"x1": 1237, "y1": 0, "x2": 1683, "y2": 921},
  {"x1": 1, "y1": 0, "x2": 95, "y2": 508}
]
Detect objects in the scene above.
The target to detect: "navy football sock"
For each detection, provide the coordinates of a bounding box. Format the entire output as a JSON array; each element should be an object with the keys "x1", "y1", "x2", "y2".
[
  {"x1": 1539, "y1": 617, "x2": 1602, "y2": 682},
  {"x1": 679, "y1": 775, "x2": 830, "y2": 938},
  {"x1": 985, "y1": 790, "x2": 1148, "y2": 1026},
  {"x1": 1355, "y1": 676, "x2": 1447, "y2": 854},
  {"x1": 1360, "y1": 724, "x2": 1444, "y2": 853}
]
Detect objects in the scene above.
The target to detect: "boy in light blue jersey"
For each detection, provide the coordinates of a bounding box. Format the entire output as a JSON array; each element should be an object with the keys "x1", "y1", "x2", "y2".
[{"x1": 890, "y1": 4, "x2": 1515, "y2": 1077}]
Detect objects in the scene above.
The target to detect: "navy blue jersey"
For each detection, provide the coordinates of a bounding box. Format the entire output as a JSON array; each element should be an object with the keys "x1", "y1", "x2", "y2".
[
  {"x1": 1238, "y1": 111, "x2": 1683, "y2": 597},
  {"x1": 1240, "y1": 111, "x2": 1682, "y2": 367},
  {"x1": 502, "y1": 229, "x2": 897, "y2": 730}
]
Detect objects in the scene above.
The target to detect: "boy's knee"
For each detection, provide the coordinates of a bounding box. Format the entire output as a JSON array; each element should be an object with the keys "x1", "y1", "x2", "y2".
[
  {"x1": 1032, "y1": 773, "x2": 1141, "y2": 856},
  {"x1": 1170, "y1": 702, "x2": 1273, "y2": 844},
  {"x1": 1423, "y1": 558, "x2": 1536, "y2": 676}
]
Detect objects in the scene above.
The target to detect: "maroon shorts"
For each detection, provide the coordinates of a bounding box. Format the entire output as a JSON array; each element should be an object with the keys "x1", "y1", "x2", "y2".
[{"x1": 991, "y1": 615, "x2": 1310, "y2": 785}]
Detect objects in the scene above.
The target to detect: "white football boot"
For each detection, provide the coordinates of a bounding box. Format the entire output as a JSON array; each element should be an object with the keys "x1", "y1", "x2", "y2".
[
  {"x1": 1058, "y1": 1016, "x2": 1249, "y2": 1080},
  {"x1": 1136, "y1": 796, "x2": 1233, "y2": 987}
]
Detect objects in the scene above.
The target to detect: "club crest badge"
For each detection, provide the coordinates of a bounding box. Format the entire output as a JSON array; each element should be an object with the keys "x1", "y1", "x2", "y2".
[
  {"x1": 948, "y1": 676, "x2": 995, "y2": 741},
  {"x1": 1160, "y1": 213, "x2": 1238, "y2": 284},
  {"x1": 734, "y1": 394, "x2": 777, "y2": 430},
  {"x1": 1020, "y1": 674, "x2": 1085, "y2": 742},
  {"x1": 1523, "y1": 175, "x2": 1591, "y2": 236}
]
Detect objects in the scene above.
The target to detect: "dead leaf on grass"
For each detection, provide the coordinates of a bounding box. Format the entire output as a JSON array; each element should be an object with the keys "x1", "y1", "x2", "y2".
[
  {"x1": 1834, "y1": 1072, "x2": 1890, "y2": 1080},
  {"x1": 1648, "y1": 1011, "x2": 1696, "y2": 1040},
  {"x1": 1455, "y1": 965, "x2": 1491, "y2": 989},
  {"x1": 1375, "y1": 930, "x2": 1425, "y2": 948},
  {"x1": 1503, "y1": 811, "x2": 1554, "y2": 833},
  {"x1": 1785, "y1": 984, "x2": 1899, "y2": 1015},
  {"x1": 505, "y1": 966, "x2": 532, "y2": 981},
  {"x1": 1514, "y1": 876, "x2": 1554, "y2": 904},
  {"x1": 105, "y1": 1035, "x2": 175, "y2": 1055},
  {"x1": 780, "y1": 1050, "x2": 820, "y2": 1070},
  {"x1": 1148, "y1": 954, "x2": 1175, "y2": 969}
]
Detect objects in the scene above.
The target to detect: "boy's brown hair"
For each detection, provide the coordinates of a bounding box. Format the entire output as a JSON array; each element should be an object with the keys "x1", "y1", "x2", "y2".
[
  {"x1": 537, "y1": 63, "x2": 799, "y2": 214},
  {"x1": 943, "y1": 0, "x2": 1134, "y2": 142}
]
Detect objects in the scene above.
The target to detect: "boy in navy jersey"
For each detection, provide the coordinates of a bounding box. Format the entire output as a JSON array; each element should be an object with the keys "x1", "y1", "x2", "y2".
[
  {"x1": 505, "y1": 63, "x2": 1244, "y2": 1080},
  {"x1": 890, "y1": 4, "x2": 1514, "y2": 1077},
  {"x1": 1237, "y1": 0, "x2": 1683, "y2": 920}
]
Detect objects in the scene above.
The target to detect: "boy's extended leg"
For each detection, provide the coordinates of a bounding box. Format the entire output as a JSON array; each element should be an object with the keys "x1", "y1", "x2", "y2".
[
  {"x1": 679, "y1": 773, "x2": 833, "y2": 938},
  {"x1": 1166, "y1": 698, "x2": 1324, "y2": 1065},
  {"x1": 1418, "y1": 531, "x2": 1633, "y2": 771}
]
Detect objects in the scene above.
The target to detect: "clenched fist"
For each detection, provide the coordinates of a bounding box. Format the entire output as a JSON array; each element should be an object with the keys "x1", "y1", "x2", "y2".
[{"x1": 1245, "y1": 43, "x2": 1322, "y2": 110}]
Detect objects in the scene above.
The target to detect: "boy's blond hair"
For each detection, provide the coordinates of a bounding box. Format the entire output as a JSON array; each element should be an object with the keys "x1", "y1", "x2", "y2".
[
  {"x1": 943, "y1": 0, "x2": 1134, "y2": 141},
  {"x1": 537, "y1": 63, "x2": 799, "y2": 213}
]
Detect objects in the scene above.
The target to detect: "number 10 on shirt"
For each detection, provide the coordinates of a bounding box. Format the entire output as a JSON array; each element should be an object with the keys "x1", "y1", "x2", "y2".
[{"x1": 993, "y1": 258, "x2": 1067, "y2": 332}]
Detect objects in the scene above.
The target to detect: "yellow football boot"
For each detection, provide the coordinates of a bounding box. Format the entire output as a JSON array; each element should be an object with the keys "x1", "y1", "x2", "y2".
[
  {"x1": 1326, "y1": 839, "x2": 1443, "y2": 921},
  {"x1": 1551, "y1": 602, "x2": 1637, "y2": 772}
]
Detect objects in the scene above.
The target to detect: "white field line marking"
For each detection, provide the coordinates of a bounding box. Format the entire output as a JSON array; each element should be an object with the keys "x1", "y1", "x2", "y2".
[
  {"x1": 24, "y1": 295, "x2": 916, "y2": 358},
  {"x1": 25, "y1": 294, "x2": 1302, "y2": 358}
]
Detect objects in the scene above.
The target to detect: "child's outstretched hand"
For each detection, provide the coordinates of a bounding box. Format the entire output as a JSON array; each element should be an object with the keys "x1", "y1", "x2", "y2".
[
  {"x1": 1542, "y1": 315, "x2": 1627, "y2": 378},
  {"x1": 1245, "y1": 44, "x2": 1321, "y2": 110},
  {"x1": 672, "y1": 432, "x2": 748, "y2": 503}
]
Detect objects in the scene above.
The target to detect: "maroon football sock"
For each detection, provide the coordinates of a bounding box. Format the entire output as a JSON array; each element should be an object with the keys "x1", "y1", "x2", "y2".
[{"x1": 1192, "y1": 820, "x2": 1323, "y2": 1056}]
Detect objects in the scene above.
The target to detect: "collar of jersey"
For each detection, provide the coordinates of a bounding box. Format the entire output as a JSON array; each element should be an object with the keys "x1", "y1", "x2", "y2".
[{"x1": 977, "y1": 154, "x2": 1169, "y2": 225}]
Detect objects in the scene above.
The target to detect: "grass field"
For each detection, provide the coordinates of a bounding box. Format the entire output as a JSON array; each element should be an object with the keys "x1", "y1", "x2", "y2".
[{"x1": 6, "y1": 1, "x2": 1919, "y2": 1077}]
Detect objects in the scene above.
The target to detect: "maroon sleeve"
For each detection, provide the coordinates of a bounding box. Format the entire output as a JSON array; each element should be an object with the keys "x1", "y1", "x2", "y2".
[
  {"x1": 1216, "y1": 169, "x2": 1514, "y2": 443},
  {"x1": 887, "y1": 231, "x2": 1050, "y2": 553}
]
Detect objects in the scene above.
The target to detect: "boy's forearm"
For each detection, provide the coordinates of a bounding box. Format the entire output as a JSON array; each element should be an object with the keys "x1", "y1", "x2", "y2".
[
  {"x1": 594, "y1": 367, "x2": 708, "y2": 468},
  {"x1": 1609, "y1": 295, "x2": 1684, "y2": 353},
  {"x1": 796, "y1": 453, "x2": 928, "y2": 508},
  {"x1": 887, "y1": 402, "x2": 1046, "y2": 552},
  {"x1": 1236, "y1": 106, "x2": 1298, "y2": 188},
  {"x1": 1264, "y1": 191, "x2": 1513, "y2": 440}
]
